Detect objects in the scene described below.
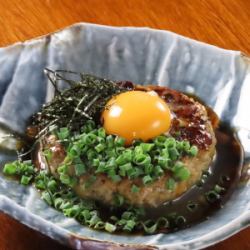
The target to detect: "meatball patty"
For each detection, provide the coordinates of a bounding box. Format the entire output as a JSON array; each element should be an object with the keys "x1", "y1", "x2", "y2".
[{"x1": 36, "y1": 84, "x2": 216, "y2": 207}]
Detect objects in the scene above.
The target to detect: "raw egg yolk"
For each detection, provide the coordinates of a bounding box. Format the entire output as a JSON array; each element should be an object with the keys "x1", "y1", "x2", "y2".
[{"x1": 102, "y1": 91, "x2": 171, "y2": 144}]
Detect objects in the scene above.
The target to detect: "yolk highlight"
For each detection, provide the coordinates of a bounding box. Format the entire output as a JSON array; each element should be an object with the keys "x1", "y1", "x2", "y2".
[{"x1": 102, "y1": 91, "x2": 171, "y2": 144}]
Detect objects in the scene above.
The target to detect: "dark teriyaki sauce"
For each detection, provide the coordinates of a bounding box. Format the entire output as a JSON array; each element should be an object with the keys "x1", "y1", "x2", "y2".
[
  {"x1": 93, "y1": 123, "x2": 243, "y2": 234},
  {"x1": 144, "y1": 123, "x2": 243, "y2": 231}
]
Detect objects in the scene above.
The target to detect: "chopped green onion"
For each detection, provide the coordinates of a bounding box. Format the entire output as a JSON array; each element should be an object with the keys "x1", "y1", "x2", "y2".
[
  {"x1": 169, "y1": 147, "x2": 179, "y2": 160},
  {"x1": 104, "y1": 222, "x2": 116, "y2": 233},
  {"x1": 115, "y1": 155, "x2": 128, "y2": 165},
  {"x1": 121, "y1": 211, "x2": 134, "y2": 220},
  {"x1": 156, "y1": 217, "x2": 169, "y2": 228},
  {"x1": 82, "y1": 133, "x2": 97, "y2": 145},
  {"x1": 214, "y1": 184, "x2": 225, "y2": 194},
  {"x1": 106, "y1": 148, "x2": 117, "y2": 158},
  {"x1": 155, "y1": 165, "x2": 164, "y2": 176},
  {"x1": 173, "y1": 165, "x2": 190, "y2": 181},
  {"x1": 35, "y1": 179, "x2": 46, "y2": 190},
  {"x1": 182, "y1": 141, "x2": 191, "y2": 151},
  {"x1": 140, "y1": 143, "x2": 154, "y2": 153},
  {"x1": 114, "y1": 137, "x2": 125, "y2": 146},
  {"x1": 20, "y1": 175, "x2": 32, "y2": 185},
  {"x1": 172, "y1": 162, "x2": 189, "y2": 180},
  {"x1": 175, "y1": 215, "x2": 186, "y2": 226},
  {"x1": 97, "y1": 127, "x2": 106, "y2": 138},
  {"x1": 86, "y1": 149, "x2": 96, "y2": 160},
  {"x1": 144, "y1": 164, "x2": 153, "y2": 175},
  {"x1": 157, "y1": 156, "x2": 169, "y2": 168},
  {"x1": 143, "y1": 175, "x2": 153, "y2": 185},
  {"x1": 106, "y1": 135, "x2": 114, "y2": 148},
  {"x1": 94, "y1": 221, "x2": 105, "y2": 230},
  {"x1": 92, "y1": 158, "x2": 100, "y2": 167},
  {"x1": 205, "y1": 190, "x2": 220, "y2": 203},
  {"x1": 142, "y1": 220, "x2": 157, "y2": 234},
  {"x1": 154, "y1": 136, "x2": 167, "y2": 146},
  {"x1": 127, "y1": 167, "x2": 143, "y2": 179},
  {"x1": 87, "y1": 212, "x2": 101, "y2": 227},
  {"x1": 123, "y1": 220, "x2": 136, "y2": 231},
  {"x1": 123, "y1": 149, "x2": 133, "y2": 161},
  {"x1": 188, "y1": 145, "x2": 198, "y2": 156},
  {"x1": 131, "y1": 184, "x2": 140, "y2": 193},
  {"x1": 57, "y1": 127, "x2": 69, "y2": 140},
  {"x1": 133, "y1": 154, "x2": 151, "y2": 166},
  {"x1": 95, "y1": 162, "x2": 107, "y2": 174},
  {"x1": 164, "y1": 137, "x2": 176, "y2": 148},
  {"x1": 134, "y1": 146, "x2": 143, "y2": 154},
  {"x1": 111, "y1": 175, "x2": 122, "y2": 182},
  {"x1": 166, "y1": 178, "x2": 175, "y2": 190},
  {"x1": 173, "y1": 161, "x2": 184, "y2": 169},
  {"x1": 3, "y1": 163, "x2": 17, "y2": 175},
  {"x1": 47, "y1": 179, "x2": 57, "y2": 192},
  {"x1": 95, "y1": 143, "x2": 105, "y2": 153},
  {"x1": 57, "y1": 164, "x2": 68, "y2": 174},
  {"x1": 43, "y1": 149, "x2": 52, "y2": 161},
  {"x1": 115, "y1": 146, "x2": 125, "y2": 154},
  {"x1": 69, "y1": 145, "x2": 81, "y2": 157},
  {"x1": 107, "y1": 168, "x2": 116, "y2": 178},
  {"x1": 63, "y1": 205, "x2": 81, "y2": 217},
  {"x1": 83, "y1": 120, "x2": 95, "y2": 132},
  {"x1": 119, "y1": 163, "x2": 132, "y2": 177},
  {"x1": 59, "y1": 174, "x2": 76, "y2": 187},
  {"x1": 54, "y1": 197, "x2": 64, "y2": 210},
  {"x1": 78, "y1": 209, "x2": 91, "y2": 222},
  {"x1": 41, "y1": 191, "x2": 53, "y2": 206},
  {"x1": 113, "y1": 194, "x2": 124, "y2": 206},
  {"x1": 60, "y1": 200, "x2": 72, "y2": 210}
]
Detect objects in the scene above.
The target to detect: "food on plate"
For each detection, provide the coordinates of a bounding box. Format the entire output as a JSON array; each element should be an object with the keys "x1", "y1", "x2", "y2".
[
  {"x1": 3, "y1": 69, "x2": 240, "y2": 234},
  {"x1": 36, "y1": 82, "x2": 216, "y2": 208}
]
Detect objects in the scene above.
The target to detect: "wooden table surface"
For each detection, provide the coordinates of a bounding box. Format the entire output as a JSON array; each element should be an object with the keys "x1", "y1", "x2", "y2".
[{"x1": 0, "y1": 0, "x2": 250, "y2": 249}]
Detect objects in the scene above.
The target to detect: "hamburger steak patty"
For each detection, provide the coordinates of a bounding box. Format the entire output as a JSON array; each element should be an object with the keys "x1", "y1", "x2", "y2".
[{"x1": 36, "y1": 84, "x2": 216, "y2": 207}]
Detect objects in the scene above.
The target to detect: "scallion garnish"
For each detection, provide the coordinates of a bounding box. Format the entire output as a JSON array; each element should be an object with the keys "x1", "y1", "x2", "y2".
[
  {"x1": 20, "y1": 175, "x2": 33, "y2": 185},
  {"x1": 205, "y1": 190, "x2": 220, "y2": 203},
  {"x1": 74, "y1": 163, "x2": 86, "y2": 176},
  {"x1": 104, "y1": 222, "x2": 116, "y2": 233},
  {"x1": 113, "y1": 194, "x2": 124, "y2": 206},
  {"x1": 3, "y1": 163, "x2": 17, "y2": 175},
  {"x1": 131, "y1": 184, "x2": 140, "y2": 193},
  {"x1": 143, "y1": 175, "x2": 153, "y2": 185},
  {"x1": 166, "y1": 178, "x2": 176, "y2": 190},
  {"x1": 39, "y1": 122, "x2": 200, "y2": 191},
  {"x1": 173, "y1": 162, "x2": 190, "y2": 181}
]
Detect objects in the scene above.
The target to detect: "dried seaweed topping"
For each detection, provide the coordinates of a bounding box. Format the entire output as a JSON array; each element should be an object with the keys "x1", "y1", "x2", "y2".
[{"x1": 33, "y1": 68, "x2": 128, "y2": 138}]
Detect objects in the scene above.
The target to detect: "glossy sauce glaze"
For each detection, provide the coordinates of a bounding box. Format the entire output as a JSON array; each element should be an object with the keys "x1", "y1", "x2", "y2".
[{"x1": 121, "y1": 82, "x2": 215, "y2": 150}]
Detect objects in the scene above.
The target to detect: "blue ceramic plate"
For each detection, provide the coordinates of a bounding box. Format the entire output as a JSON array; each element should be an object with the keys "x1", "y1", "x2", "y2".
[{"x1": 0, "y1": 23, "x2": 249, "y2": 250}]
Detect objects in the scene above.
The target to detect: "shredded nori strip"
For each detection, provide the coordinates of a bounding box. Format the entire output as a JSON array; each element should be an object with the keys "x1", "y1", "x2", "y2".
[{"x1": 33, "y1": 68, "x2": 127, "y2": 138}]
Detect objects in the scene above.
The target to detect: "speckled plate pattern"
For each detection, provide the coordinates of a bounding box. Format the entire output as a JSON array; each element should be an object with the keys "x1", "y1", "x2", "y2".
[{"x1": 0, "y1": 23, "x2": 249, "y2": 250}]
